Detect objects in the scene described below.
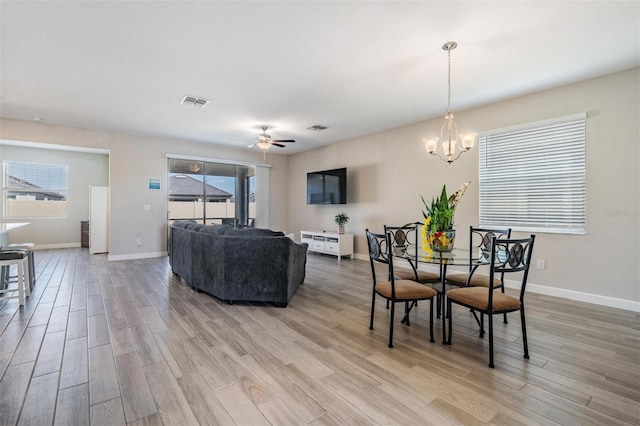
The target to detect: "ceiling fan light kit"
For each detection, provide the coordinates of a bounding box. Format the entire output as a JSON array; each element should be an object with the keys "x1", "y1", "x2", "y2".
[
  {"x1": 424, "y1": 41, "x2": 477, "y2": 164},
  {"x1": 251, "y1": 125, "x2": 296, "y2": 160}
]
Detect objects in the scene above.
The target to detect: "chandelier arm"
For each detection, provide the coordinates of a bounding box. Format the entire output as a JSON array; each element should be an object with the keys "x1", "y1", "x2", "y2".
[{"x1": 429, "y1": 148, "x2": 464, "y2": 164}]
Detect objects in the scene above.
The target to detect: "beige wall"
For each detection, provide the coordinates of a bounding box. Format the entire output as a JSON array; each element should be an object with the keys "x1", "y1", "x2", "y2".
[
  {"x1": 0, "y1": 144, "x2": 109, "y2": 246},
  {"x1": 0, "y1": 121, "x2": 290, "y2": 257},
  {"x1": 1, "y1": 68, "x2": 637, "y2": 306},
  {"x1": 288, "y1": 67, "x2": 640, "y2": 305}
]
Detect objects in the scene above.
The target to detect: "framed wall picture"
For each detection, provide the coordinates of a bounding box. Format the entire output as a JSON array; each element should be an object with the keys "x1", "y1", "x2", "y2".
[{"x1": 148, "y1": 178, "x2": 161, "y2": 190}]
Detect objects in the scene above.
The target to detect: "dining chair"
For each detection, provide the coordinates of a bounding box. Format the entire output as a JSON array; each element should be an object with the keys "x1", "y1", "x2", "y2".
[
  {"x1": 446, "y1": 235, "x2": 535, "y2": 368},
  {"x1": 366, "y1": 229, "x2": 437, "y2": 348},
  {"x1": 446, "y1": 226, "x2": 511, "y2": 287},
  {"x1": 384, "y1": 224, "x2": 441, "y2": 284},
  {"x1": 446, "y1": 226, "x2": 511, "y2": 325}
]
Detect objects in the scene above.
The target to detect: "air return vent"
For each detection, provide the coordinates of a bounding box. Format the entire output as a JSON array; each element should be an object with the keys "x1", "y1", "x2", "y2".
[
  {"x1": 307, "y1": 124, "x2": 328, "y2": 131},
  {"x1": 181, "y1": 96, "x2": 209, "y2": 108}
]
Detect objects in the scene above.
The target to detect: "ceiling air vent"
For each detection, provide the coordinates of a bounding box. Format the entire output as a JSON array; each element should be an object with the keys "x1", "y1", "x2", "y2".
[
  {"x1": 307, "y1": 124, "x2": 328, "y2": 131},
  {"x1": 181, "y1": 96, "x2": 209, "y2": 108}
]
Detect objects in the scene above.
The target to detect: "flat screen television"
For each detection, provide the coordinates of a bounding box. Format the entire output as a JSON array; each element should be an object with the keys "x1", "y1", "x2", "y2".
[{"x1": 307, "y1": 167, "x2": 347, "y2": 204}]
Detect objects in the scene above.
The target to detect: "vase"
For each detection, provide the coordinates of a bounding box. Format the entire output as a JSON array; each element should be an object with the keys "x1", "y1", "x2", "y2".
[
  {"x1": 337, "y1": 225, "x2": 345, "y2": 234},
  {"x1": 426, "y1": 229, "x2": 456, "y2": 252}
]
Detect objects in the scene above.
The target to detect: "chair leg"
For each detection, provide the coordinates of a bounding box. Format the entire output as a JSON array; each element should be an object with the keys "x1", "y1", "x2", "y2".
[
  {"x1": 521, "y1": 307, "x2": 529, "y2": 359},
  {"x1": 28, "y1": 252, "x2": 35, "y2": 290},
  {"x1": 429, "y1": 298, "x2": 434, "y2": 343},
  {"x1": 488, "y1": 313, "x2": 494, "y2": 368},
  {"x1": 369, "y1": 291, "x2": 376, "y2": 330},
  {"x1": 447, "y1": 299, "x2": 452, "y2": 344},
  {"x1": 501, "y1": 286, "x2": 508, "y2": 324},
  {"x1": 17, "y1": 262, "x2": 25, "y2": 306},
  {"x1": 0, "y1": 266, "x2": 7, "y2": 294},
  {"x1": 403, "y1": 301, "x2": 411, "y2": 326},
  {"x1": 436, "y1": 294, "x2": 441, "y2": 318},
  {"x1": 388, "y1": 301, "x2": 395, "y2": 348},
  {"x1": 23, "y1": 260, "x2": 30, "y2": 298},
  {"x1": 386, "y1": 299, "x2": 390, "y2": 309},
  {"x1": 479, "y1": 313, "x2": 485, "y2": 338}
]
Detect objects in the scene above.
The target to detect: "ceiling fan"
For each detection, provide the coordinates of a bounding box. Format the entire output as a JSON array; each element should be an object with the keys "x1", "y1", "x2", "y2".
[
  {"x1": 249, "y1": 125, "x2": 295, "y2": 148},
  {"x1": 248, "y1": 125, "x2": 296, "y2": 160}
]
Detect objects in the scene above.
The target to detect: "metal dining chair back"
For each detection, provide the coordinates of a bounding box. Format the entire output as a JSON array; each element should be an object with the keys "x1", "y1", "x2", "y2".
[
  {"x1": 447, "y1": 226, "x2": 511, "y2": 287},
  {"x1": 384, "y1": 224, "x2": 440, "y2": 284}
]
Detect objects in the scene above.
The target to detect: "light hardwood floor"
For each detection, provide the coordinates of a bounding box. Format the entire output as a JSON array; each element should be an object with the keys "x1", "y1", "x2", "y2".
[{"x1": 0, "y1": 248, "x2": 638, "y2": 425}]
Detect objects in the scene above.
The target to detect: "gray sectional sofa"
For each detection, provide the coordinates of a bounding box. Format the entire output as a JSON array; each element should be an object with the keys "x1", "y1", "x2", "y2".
[{"x1": 169, "y1": 221, "x2": 308, "y2": 307}]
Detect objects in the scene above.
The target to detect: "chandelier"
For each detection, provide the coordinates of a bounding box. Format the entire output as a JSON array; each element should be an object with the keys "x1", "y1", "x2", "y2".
[{"x1": 424, "y1": 41, "x2": 476, "y2": 164}]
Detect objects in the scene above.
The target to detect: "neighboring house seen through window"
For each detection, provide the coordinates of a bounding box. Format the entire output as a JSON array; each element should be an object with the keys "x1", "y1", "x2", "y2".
[
  {"x1": 478, "y1": 113, "x2": 586, "y2": 234},
  {"x1": 3, "y1": 161, "x2": 69, "y2": 219}
]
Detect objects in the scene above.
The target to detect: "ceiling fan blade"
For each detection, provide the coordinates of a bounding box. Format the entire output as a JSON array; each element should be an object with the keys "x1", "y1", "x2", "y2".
[
  {"x1": 247, "y1": 144, "x2": 256, "y2": 148},
  {"x1": 272, "y1": 139, "x2": 295, "y2": 143},
  {"x1": 271, "y1": 143, "x2": 286, "y2": 148}
]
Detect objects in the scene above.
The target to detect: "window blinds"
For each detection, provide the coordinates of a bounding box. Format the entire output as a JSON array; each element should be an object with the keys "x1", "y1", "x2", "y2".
[{"x1": 478, "y1": 113, "x2": 586, "y2": 234}]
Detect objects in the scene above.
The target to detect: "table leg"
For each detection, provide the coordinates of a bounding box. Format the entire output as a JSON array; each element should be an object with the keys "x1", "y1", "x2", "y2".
[{"x1": 441, "y1": 263, "x2": 448, "y2": 344}]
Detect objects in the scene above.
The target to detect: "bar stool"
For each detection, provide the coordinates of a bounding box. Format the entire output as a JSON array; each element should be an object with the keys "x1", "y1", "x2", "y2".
[
  {"x1": 6, "y1": 243, "x2": 35, "y2": 290},
  {"x1": 0, "y1": 250, "x2": 30, "y2": 305}
]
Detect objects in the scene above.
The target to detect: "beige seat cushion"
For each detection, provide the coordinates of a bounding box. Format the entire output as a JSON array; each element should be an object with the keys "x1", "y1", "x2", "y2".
[
  {"x1": 446, "y1": 287, "x2": 521, "y2": 312},
  {"x1": 395, "y1": 267, "x2": 440, "y2": 283},
  {"x1": 447, "y1": 272, "x2": 502, "y2": 288},
  {"x1": 375, "y1": 280, "x2": 437, "y2": 300}
]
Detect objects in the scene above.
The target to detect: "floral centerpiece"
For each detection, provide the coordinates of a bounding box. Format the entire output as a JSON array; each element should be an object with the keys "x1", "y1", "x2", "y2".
[{"x1": 421, "y1": 181, "x2": 470, "y2": 252}]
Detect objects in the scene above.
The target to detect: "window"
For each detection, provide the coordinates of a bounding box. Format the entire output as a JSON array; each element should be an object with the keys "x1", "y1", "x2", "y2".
[
  {"x1": 479, "y1": 113, "x2": 586, "y2": 234},
  {"x1": 167, "y1": 158, "x2": 256, "y2": 226},
  {"x1": 3, "y1": 161, "x2": 69, "y2": 219}
]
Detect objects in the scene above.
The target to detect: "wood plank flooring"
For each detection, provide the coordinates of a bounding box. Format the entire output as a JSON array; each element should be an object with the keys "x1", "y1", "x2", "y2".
[{"x1": 0, "y1": 248, "x2": 638, "y2": 425}]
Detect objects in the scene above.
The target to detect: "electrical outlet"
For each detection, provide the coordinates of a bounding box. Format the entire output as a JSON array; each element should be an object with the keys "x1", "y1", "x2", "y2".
[
  {"x1": 536, "y1": 259, "x2": 546, "y2": 270},
  {"x1": 136, "y1": 237, "x2": 142, "y2": 247}
]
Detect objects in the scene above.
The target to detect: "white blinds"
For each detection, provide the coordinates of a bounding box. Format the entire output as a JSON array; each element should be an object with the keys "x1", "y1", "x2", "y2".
[{"x1": 479, "y1": 113, "x2": 586, "y2": 234}]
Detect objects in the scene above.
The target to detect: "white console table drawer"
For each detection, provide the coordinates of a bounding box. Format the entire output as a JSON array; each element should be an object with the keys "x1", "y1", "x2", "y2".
[
  {"x1": 312, "y1": 241, "x2": 326, "y2": 251},
  {"x1": 325, "y1": 242, "x2": 339, "y2": 253}
]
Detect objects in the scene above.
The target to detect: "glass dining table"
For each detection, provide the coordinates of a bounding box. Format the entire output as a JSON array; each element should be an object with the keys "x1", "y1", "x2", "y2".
[{"x1": 393, "y1": 245, "x2": 487, "y2": 344}]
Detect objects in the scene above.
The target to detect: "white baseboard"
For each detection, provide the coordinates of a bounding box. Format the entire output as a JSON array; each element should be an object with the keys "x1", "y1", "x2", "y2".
[
  {"x1": 352, "y1": 252, "x2": 639, "y2": 312},
  {"x1": 503, "y1": 280, "x2": 640, "y2": 312},
  {"x1": 34, "y1": 243, "x2": 81, "y2": 250},
  {"x1": 108, "y1": 251, "x2": 168, "y2": 261}
]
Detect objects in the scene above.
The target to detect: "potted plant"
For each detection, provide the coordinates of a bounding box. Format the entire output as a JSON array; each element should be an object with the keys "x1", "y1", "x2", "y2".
[
  {"x1": 334, "y1": 212, "x2": 349, "y2": 234},
  {"x1": 421, "y1": 181, "x2": 470, "y2": 251}
]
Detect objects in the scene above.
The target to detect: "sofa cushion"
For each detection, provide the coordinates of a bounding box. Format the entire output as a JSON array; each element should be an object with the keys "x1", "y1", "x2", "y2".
[
  {"x1": 224, "y1": 227, "x2": 285, "y2": 237},
  {"x1": 172, "y1": 220, "x2": 196, "y2": 228},
  {"x1": 199, "y1": 224, "x2": 234, "y2": 235},
  {"x1": 184, "y1": 222, "x2": 203, "y2": 230}
]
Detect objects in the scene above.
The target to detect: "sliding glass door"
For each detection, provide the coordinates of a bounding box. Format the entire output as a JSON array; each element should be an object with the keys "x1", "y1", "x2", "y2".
[{"x1": 168, "y1": 158, "x2": 256, "y2": 227}]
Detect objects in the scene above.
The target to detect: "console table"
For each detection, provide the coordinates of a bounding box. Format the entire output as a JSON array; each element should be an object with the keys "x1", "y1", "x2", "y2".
[{"x1": 300, "y1": 230, "x2": 353, "y2": 262}]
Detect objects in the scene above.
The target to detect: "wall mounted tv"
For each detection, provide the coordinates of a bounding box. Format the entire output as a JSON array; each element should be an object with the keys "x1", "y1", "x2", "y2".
[{"x1": 307, "y1": 167, "x2": 347, "y2": 205}]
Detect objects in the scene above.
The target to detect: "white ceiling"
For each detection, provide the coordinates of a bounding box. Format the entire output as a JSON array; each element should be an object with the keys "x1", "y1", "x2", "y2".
[{"x1": 1, "y1": 1, "x2": 638, "y2": 155}]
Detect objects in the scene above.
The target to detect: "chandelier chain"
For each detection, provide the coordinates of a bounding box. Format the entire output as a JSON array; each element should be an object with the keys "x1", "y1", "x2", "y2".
[{"x1": 447, "y1": 47, "x2": 452, "y2": 114}]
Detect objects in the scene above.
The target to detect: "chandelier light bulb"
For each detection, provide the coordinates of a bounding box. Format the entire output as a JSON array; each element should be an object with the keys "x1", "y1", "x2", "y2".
[
  {"x1": 460, "y1": 132, "x2": 477, "y2": 150},
  {"x1": 424, "y1": 137, "x2": 439, "y2": 154},
  {"x1": 442, "y1": 140, "x2": 455, "y2": 157}
]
